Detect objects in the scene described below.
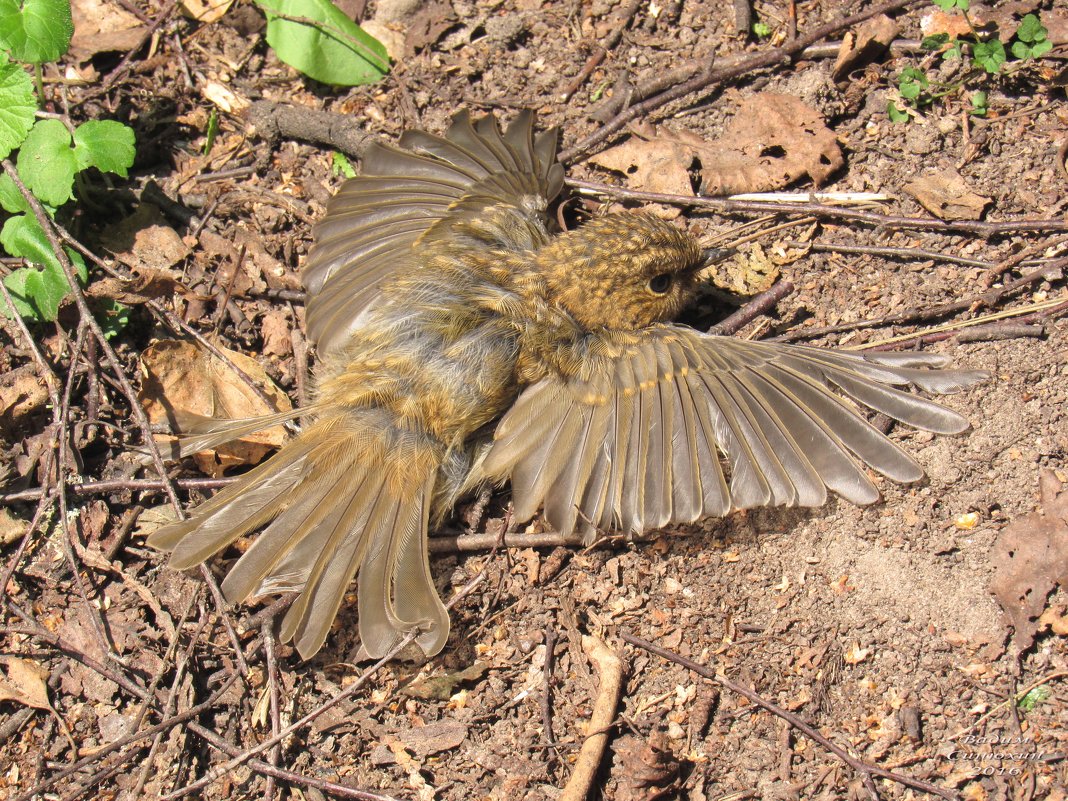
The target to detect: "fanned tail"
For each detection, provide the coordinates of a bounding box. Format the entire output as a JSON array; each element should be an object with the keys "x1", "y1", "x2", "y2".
[{"x1": 148, "y1": 413, "x2": 449, "y2": 659}]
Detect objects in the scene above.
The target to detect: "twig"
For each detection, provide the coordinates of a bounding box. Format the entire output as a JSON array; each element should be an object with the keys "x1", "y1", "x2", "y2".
[
  {"x1": 1, "y1": 477, "x2": 236, "y2": 505},
  {"x1": 622, "y1": 632, "x2": 956, "y2": 800},
  {"x1": 567, "y1": 178, "x2": 1068, "y2": 236},
  {"x1": 709, "y1": 281, "x2": 795, "y2": 335},
  {"x1": 560, "y1": 0, "x2": 922, "y2": 162},
  {"x1": 542, "y1": 625, "x2": 558, "y2": 749},
  {"x1": 558, "y1": 636, "x2": 624, "y2": 801},
  {"x1": 428, "y1": 530, "x2": 586, "y2": 553},
  {"x1": 262, "y1": 620, "x2": 282, "y2": 801},
  {"x1": 775, "y1": 259, "x2": 1065, "y2": 342}
]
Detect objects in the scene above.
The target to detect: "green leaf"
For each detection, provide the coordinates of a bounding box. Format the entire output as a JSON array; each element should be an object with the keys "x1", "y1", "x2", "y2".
[
  {"x1": 1, "y1": 213, "x2": 86, "y2": 321},
  {"x1": 932, "y1": 0, "x2": 967, "y2": 9},
  {"x1": 331, "y1": 151, "x2": 355, "y2": 178},
  {"x1": 920, "y1": 34, "x2": 949, "y2": 51},
  {"x1": 752, "y1": 21, "x2": 771, "y2": 38},
  {"x1": 1, "y1": 212, "x2": 86, "y2": 280},
  {"x1": 1017, "y1": 685, "x2": 1050, "y2": 712},
  {"x1": 972, "y1": 39, "x2": 1006, "y2": 74},
  {"x1": 969, "y1": 90, "x2": 988, "y2": 116},
  {"x1": 0, "y1": 172, "x2": 29, "y2": 213},
  {"x1": 1012, "y1": 38, "x2": 1051, "y2": 60},
  {"x1": 0, "y1": 0, "x2": 74, "y2": 64},
  {"x1": 1015, "y1": 14, "x2": 1048, "y2": 45},
  {"x1": 887, "y1": 102, "x2": 910, "y2": 124},
  {"x1": 96, "y1": 297, "x2": 130, "y2": 338},
  {"x1": 0, "y1": 58, "x2": 35, "y2": 160},
  {"x1": 255, "y1": 0, "x2": 389, "y2": 86},
  {"x1": 3, "y1": 262, "x2": 66, "y2": 319},
  {"x1": 15, "y1": 118, "x2": 77, "y2": 206},
  {"x1": 73, "y1": 119, "x2": 136, "y2": 176}
]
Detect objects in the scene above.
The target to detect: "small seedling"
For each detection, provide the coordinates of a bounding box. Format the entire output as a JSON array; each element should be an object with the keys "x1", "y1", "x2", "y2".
[
  {"x1": 1017, "y1": 685, "x2": 1051, "y2": 712},
  {"x1": 331, "y1": 151, "x2": 356, "y2": 179},
  {"x1": 1011, "y1": 14, "x2": 1052, "y2": 60}
]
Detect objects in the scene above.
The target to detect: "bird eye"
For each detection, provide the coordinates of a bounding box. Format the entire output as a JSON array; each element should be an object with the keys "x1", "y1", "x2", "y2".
[{"x1": 648, "y1": 273, "x2": 673, "y2": 295}]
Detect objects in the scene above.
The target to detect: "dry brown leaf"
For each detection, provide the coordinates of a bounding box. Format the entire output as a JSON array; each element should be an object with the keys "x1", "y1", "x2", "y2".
[
  {"x1": 904, "y1": 170, "x2": 992, "y2": 221},
  {"x1": 0, "y1": 364, "x2": 49, "y2": 431},
  {"x1": 395, "y1": 720, "x2": 468, "y2": 757},
  {"x1": 990, "y1": 469, "x2": 1068, "y2": 653},
  {"x1": 590, "y1": 133, "x2": 695, "y2": 200},
  {"x1": 0, "y1": 656, "x2": 51, "y2": 711},
  {"x1": 138, "y1": 340, "x2": 292, "y2": 477},
  {"x1": 86, "y1": 266, "x2": 201, "y2": 306},
  {"x1": 613, "y1": 731, "x2": 679, "y2": 801},
  {"x1": 591, "y1": 93, "x2": 843, "y2": 199},
  {"x1": 100, "y1": 204, "x2": 192, "y2": 273},
  {"x1": 180, "y1": 0, "x2": 234, "y2": 23},
  {"x1": 0, "y1": 508, "x2": 29, "y2": 547},
  {"x1": 833, "y1": 14, "x2": 899, "y2": 82},
  {"x1": 69, "y1": 0, "x2": 147, "y2": 61},
  {"x1": 260, "y1": 308, "x2": 293, "y2": 357}
]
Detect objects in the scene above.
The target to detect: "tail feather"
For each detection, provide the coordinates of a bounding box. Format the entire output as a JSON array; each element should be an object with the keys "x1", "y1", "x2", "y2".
[{"x1": 150, "y1": 418, "x2": 450, "y2": 660}]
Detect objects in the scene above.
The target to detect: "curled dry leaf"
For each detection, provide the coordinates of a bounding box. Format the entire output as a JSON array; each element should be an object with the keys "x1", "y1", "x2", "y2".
[
  {"x1": 87, "y1": 267, "x2": 203, "y2": 306},
  {"x1": 613, "y1": 730, "x2": 680, "y2": 801},
  {"x1": 180, "y1": 0, "x2": 235, "y2": 24},
  {"x1": 100, "y1": 204, "x2": 192, "y2": 273},
  {"x1": 989, "y1": 469, "x2": 1068, "y2": 654},
  {"x1": 0, "y1": 656, "x2": 52, "y2": 711},
  {"x1": 591, "y1": 93, "x2": 843, "y2": 199},
  {"x1": 138, "y1": 340, "x2": 292, "y2": 477},
  {"x1": 69, "y1": 0, "x2": 148, "y2": 61},
  {"x1": 832, "y1": 14, "x2": 899, "y2": 82},
  {"x1": 904, "y1": 170, "x2": 992, "y2": 221},
  {"x1": 0, "y1": 364, "x2": 49, "y2": 432}
]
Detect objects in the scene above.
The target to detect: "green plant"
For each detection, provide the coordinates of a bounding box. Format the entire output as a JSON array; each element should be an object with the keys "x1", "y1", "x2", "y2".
[
  {"x1": 752, "y1": 21, "x2": 771, "y2": 39},
  {"x1": 889, "y1": 5, "x2": 1053, "y2": 123},
  {"x1": 253, "y1": 0, "x2": 389, "y2": 86},
  {"x1": 1011, "y1": 14, "x2": 1052, "y2": 60},
  {"x1": 1017, "y1": 685, "x2": 1051, "y2": 712},
  {"x1": 0, "y1": 0, "x2": 136, "y2": 322}
]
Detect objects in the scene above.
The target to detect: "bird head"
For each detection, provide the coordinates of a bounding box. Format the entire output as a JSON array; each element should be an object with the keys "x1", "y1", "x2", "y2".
[{"x1": 533, "y1": 212, "x2": 730, "y2": 331}]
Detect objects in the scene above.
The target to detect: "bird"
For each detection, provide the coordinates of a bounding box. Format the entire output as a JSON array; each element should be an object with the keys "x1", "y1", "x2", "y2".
[{"x1": 149, "y1": 110, "x2": 988, "y2": 661}]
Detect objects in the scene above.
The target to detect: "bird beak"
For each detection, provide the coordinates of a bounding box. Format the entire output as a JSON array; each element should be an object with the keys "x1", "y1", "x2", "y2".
[{"x1": 702, "y1": 246, "x2": 735, "y2": 267}]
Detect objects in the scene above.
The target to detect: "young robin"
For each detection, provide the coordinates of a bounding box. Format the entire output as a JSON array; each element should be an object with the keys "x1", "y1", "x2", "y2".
[{"x1": 150, "y1": 111, "x2": 987, "y2": 660}]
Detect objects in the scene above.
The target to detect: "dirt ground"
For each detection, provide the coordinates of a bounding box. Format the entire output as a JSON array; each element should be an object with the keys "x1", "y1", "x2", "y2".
[{"x1": 1, "y1": 0, "x2": 1067, "y2": 799}]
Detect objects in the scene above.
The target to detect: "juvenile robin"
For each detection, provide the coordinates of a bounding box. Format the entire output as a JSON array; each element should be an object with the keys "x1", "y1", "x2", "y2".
[{"x1": 150, "y1": 111, "x2": 988, "y2": 660}]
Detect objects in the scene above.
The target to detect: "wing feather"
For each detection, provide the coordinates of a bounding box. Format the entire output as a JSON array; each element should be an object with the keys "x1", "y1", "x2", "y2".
[{"x1": 484, "y1": 327, "x2": 987, "y2": 540}]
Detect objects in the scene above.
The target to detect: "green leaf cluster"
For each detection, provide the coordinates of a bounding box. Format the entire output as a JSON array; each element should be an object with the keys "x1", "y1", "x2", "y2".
[
  {"x1": 0, "y1": 0, "x2": 136, "y2": 323},
  {"x1": 254, "y1": 0, "x2": 389, "y2": 86},
  {"x1": 890, "y1": 5, "x2": 1054, "y2": 123}
]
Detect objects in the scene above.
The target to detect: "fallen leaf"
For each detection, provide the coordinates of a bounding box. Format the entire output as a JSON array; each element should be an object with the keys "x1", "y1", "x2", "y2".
[
  {"x1": 0, "y1": 508, "x2": 29, "y2": 547},
  {"x1": 202, "y1": 81, "x2": 250, "y2": 114},
  {"x1": 401, "y1": 662, "x2": 489, "y2": 701},
  {"x1": 395, "y1": 720, "x2": 468, "y2": 757},
  {"x1": 990, "y1": 469, "x2": 1068, "y2": 653},
  {"x1": 404, "y1": 0, "x2": 459, "y2": 53},
  {"x1": 87, "y1": 266, "x2": 201, "y2": 306},
  {"x1": 904, "y1": 170, "x2": 992, "y2": 221},
  {"x1": 100, "y1": 204, "x2": 192, "y2": 273},
  {"x1": 591, "y1": 93, "x2": 843, "y2": 199},
  {"x1": 833, "y1": 14, "x2": 899, "y2": 81},
  {"x1": 260, "y1": 308, "x2": 293, "y2": 357},
  {"x1": 0, "y1": 365, "x2": 49, "y2": 431},
  {"x1": 138, "y1": 340, "x2": 292, "y2": 476},
  {"x1": 0, "y1": 656, "x2": 51, "y2": 710},
  {"x1": 69, "y1": 0, "x2": 147, "y2": 60},
  {"x1": 613, "y1": 730, "x2": 679, "y2": 801},
  {"x1": 180, "y1": 0, "x2": 234, "y2": 24}
]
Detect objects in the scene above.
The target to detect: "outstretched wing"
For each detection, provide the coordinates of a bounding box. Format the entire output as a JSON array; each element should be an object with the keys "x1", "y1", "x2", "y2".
[
  {"x1": 482, "y1": 327, "x2": 988, "y2": 540},
  {"x1": 304, "y1": 110, "x2": 564, "y2": 355}
]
